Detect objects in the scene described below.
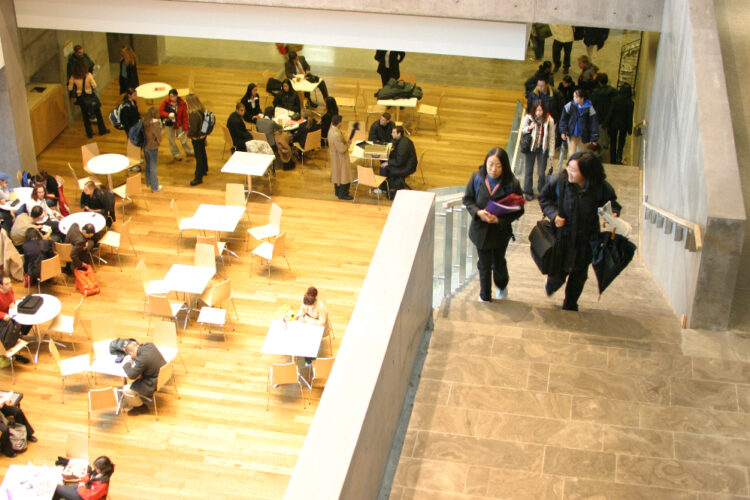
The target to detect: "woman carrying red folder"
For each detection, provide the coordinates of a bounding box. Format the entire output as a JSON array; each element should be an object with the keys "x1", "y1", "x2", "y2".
[{"x1": 463, "y1": 147, "x2": 525, "y2": 302}]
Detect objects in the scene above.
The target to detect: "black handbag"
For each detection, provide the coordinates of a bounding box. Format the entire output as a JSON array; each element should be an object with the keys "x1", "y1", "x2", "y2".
[
  {"x1": 520, "y1": 132, "x2": 532, "y2": 154},
  {"x1": 529, "y1": 219, "x2": 563, "y2": 274},
  {"x1": 0, "y1": 320, "x2": 22, "y2": 350},
  {"x1": 17, "y1": 295, "x2": 43, "y2": 315},
  {"x1": 78, "y1": 93, "x2": 101, "y2": 112}
]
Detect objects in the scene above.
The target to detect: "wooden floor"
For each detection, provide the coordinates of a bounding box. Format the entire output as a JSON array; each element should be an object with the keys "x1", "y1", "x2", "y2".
[{"x1": 0, "y1": 64, "x2": 520, "y2": 498}]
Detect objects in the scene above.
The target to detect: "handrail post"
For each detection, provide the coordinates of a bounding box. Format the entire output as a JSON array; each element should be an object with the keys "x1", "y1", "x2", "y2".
[
  {"x1": 443, "y1": 208, "x2": 454, "y2": 297},
  {"x1": 456, "y1": 207, "x2": 467, "y2": 284}
]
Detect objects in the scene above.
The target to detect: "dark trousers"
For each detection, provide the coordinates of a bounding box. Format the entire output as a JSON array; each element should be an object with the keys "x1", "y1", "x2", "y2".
[
  {"x1": 191, "y1": 138, "x2": 208, "y2": 181},
  {"x1": 1, "y1": 405, "x2": 34, "y2": 456},
  {"x1": 532, "y1": 36, "x2": 545, "y2": 59},
  {"x1": 53, "y1": 485, "x2": 85, "y2": 500},
  {"x1": 0, "y1": 209, "x2": 12, "y2": 234},
  {"x1": 77, "y1": 103, "x2": 107, "y2": 138},
  {"x1": 609, "y1": 128, "x2": 628, "y2": 163},
  {"x1": 552, "y1": 40, "x2": 573, "y2": 70},
  {"x1": 304, "y1": 79, "x2": 328, "y2": 101},
  {"x1": 476, "y1": 234, "x2": 512, "y2": 301},
  {"x1": 524, "y1": 149, "x2": 548, "y2": 195},
  {"x1": 546, "y1": 264, "x2": 589, "y2": 310}
]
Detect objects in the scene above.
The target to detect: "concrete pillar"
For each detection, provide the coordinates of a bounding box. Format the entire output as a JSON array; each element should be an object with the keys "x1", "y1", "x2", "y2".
[
  {"x1": 0, "y1": 0, "x2": 37, "y2": 181},
  {"x1": 132, "y1": 35, "x2": 161, "y2": 65}
]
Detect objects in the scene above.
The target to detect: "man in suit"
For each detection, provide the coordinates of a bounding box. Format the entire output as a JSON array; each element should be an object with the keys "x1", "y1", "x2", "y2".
[
  {"x1": 227, "y1": 102, "x2": 252, "y2": 152},
  {"x1": 123, "y1": 341, "x2": 167, "y2": 416},
  {"x1": 284, "y1": 51, "x2": 329, "y2": 107},
  {"x1": 375, "y1": 50, "x2": 406, "y2": 87},
  {"x1": 379, "y1": 126, "x2": 418, "y2": 198}
]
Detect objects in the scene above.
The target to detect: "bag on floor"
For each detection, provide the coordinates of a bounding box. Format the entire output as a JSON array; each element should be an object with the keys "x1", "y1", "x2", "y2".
[
  {"x1": 200, "y1": 110, "x2": 216, "y2": 135},
  {"x1": 6, "y1": 419, "x2": 27, "y2": 452},
  {"x1": 0, "y1": 320, "x2": 22, "y2": 350},
  {"x1": 74, "y1": 263, "x2": 100, "y2": 296}
]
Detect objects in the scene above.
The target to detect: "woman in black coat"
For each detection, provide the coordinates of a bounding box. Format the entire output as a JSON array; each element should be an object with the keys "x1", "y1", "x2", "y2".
[
  {"x1": 538, "y1": 151, "x2": 621, "y2": 311},
  {"x1": 118, "y1": 45, "x2": 139, "y2": 96},
  {"x1": 605, "y1": 83, "x2": 634, "y2": 164},
  {"x1": 241, "y1": 83, "x2": 262, "y2": 123},
  {"x1": 273, "y1": 79, "x2": 301, "y2": 114},
  {"x1": 463, "y1": 147, "x2": 524, "y2": 302},
  {"x1": 320, "y1": 96, "x2": 338, "y2": 143}
]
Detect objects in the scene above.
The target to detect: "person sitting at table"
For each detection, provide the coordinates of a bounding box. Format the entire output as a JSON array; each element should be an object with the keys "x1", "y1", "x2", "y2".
[
  {"x1": 0, "y1": 399, "x2": 37, "y2": 458},
  {"x1": 0, "y1": 274, "x2": 32, "y2": 361},
  {"x1": 320, "y1": 96, "x2": 338, "y2": 145},
  {"x1": 0, "y1": 172, "x2": 14, "y2": 234},
  {"x1": 80, "y1": 181, "x2": 115, "y2": 228},
  {"x1": 227, "y1": 102, "x2": 252, "y2": 153},
  {"x1": 379, "y1": 125, "x2": 418, "y2": 198},
  {"x1": 297, "y1": 286, "x2": 330, "y2": 363},
  {"x1": 256, "y1": 106, "x2": 283, "y2": 153},
  {"x1": 53, "y1": 455, "x2": 114, "y2": 500},
  {"x1": 122, "y1": 340, "x2": 166, "y2": 416},
  {"x1": 284, "y1": 51, "x2": 329, "y2": 107},
  {"x1": 65, "y1": 223, "x2": 96, "y2": 271},
  {"x1": 10, "y1": 206, "x2": 46, "y2": 250},
  {"x1": 292, "y1": 113, "x2": 321, "y2": 151},
  {"x1": 22, "y1": 227, "x2": 54, "y2": 284},
  {"x1": 368, "y1": 112, "x2": 394, "y2": 144},
  {"x1": 240, "y1": 83, "x2": 263, "y2": 124},
  {"x1": 33, "y1": 170, "x2": 60, "y2": 209},
  {"x1": 28, "y1": 184, "x2": 63, "y2": 224},
  {"x1": 273, "y1": 79, "x2": 301, "y2": 115}
]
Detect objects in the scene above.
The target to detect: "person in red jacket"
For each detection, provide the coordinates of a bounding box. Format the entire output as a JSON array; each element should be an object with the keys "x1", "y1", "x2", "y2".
[
  {"x1": 53, "y1": 456, "x2": 114, "y2": 500},
  {"x1": 159, "y1": 89, "x2": 194, "y2": 161},
  {"x1": 0, "y1": 275, "x2": 31, "y2": 363}
]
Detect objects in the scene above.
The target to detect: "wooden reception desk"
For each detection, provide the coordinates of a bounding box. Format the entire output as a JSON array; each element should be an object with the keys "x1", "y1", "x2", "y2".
[{"x1": 26, "y1": 83, "x2": 66, "y2": 156}]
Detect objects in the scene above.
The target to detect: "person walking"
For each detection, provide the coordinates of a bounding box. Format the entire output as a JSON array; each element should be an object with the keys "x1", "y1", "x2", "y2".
[
  {"x1": 327, "y1": 115, "x2": 353, "y2": 200},
  {"x1": 375, "y1": 50, "x2": 406, "y2": 87},
  {"x1": 559, "y1": 89, "x2": 599, "y2": 159},
  {"x1": 550, "y1": 24, "x2": 574, "y2": 74},
  {"x1": 118, "y1": 45, "x2": 139, "y2": 95},
  {"x1": 590, "y1": 73, "x2": 618, "y2": 150},
  {"x1": 142, "y1": 107, "x2": 162, "y2": 192},
  {"x1": 462, "y1": 147, "x2": 525, "y2": 302},
  {"x1": 186, "y1": 94, "x2": 208, "y2": 186},
  {"x1": 538, "y1": 151, "x2": 621, "y2": 311},
  {"x1": 159, "y1": 89, "x2": 194, "y2": 161},
  {"x1": 521, "y1": 102, "x2": 556, "y2": 200},
  {"x1": 604, "y1": 83, "x2": 634, "y2": 164}
]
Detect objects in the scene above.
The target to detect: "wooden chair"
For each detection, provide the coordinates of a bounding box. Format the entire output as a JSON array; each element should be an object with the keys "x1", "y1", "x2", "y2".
[
  {"x1": 48, "y1": 341, "x2": 90, "y2": 403},
  {"x1": 266, "y1": 362, "x2": 306, "y2": 410},
  {"x1": 200, "y1": 278, "x2": 239, "y2": 321},
  {"x1": 411, "y1": 150, "x2": 426, "y2": 185},
  {"x1": 364, "y1": 93, "x2": 387, "y2": 128},
  {"x1": 353, "y1": 165, "x2": 389, "y2": 205},
  {"x1": 37, "y1": 254, "x2": 68, "y2": 293},
  {"x1": 311, "y1": 357, "x2": 335, "y2": 389},
  {"x1": 415, "y1": 90, "x2": 445, "y2": 136},
  {"x1": 47, "y1": 296, "x2": 87, "y2": 350},
  {"x1": 150, "y1": 362, "x2": 180, "y2": 420},
  {"x1": 251, "y1": 130, "x2": 268, "y2": 143},
  {"x1": 336, "y1": 81, "x2": 360, "y2": 120},
  {"x1": 152, "y1": 321, "x2": 188, "y2": 373},
  {"x1": 136, "y1": 260, "x2": 169, "y2": 314},
  {"x1": 54, "y1": 241, "x2": 74, "y2": 268},
  {"x1": 195, "y1": 236, "x2": 226, "y2": 272},
  {"x1": 0, "y1": 338, "x2": 32, "y2": 384},
  {"x1": 125, "y1": 140, "x2": 143, "y2": 170},
  {"x1": 147, "y1": 294, "x2": 189, "y2": 333},
  {"x1": 170, "y1": 199, "x2": 194, "y2": 251},
  {"x1": 113, "y1": 173, "x2": 148, "y2": 216},
  {"x1": 220, "y1": 124, "x2": 234, "y2": 160},
  {"x1": 15, "y1": 171, "x2": 22, "y2": 186},
  {"x1": 250, "y1": 232, "x2": 290, "y2": 284},
  {"x1": 225, "y1": 183, "x2": 250, "y2": 223},
  {"x1": 247, "y1": 203, "x2": 281, "y2": 248},
  {"x1": 98, "y1": 218, "x2": 137, "y2": 271},
  {"x1": 197, "y1": 306, "x2": 228, "y2": 349},
  {"x1": 194, "y1": 242, "x2": 216, "y2": 274},
  {"x1": 88, "y1": 387, "x2": 128, "y2": 438},
  {"x1": 67, "y1": 163, "x2": 99, "y2": 197},
  {"x1": 293, "y1": 128, "x2": 322, "y2": 172},
  {"x1": 81, "y1": 143, "x2": 100, "y2": 171}
]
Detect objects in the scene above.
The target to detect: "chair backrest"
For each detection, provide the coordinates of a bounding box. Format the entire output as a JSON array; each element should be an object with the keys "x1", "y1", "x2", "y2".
[
  {"x1": 205, "y1": 278, "x2": 232, "y2": 307},
  {"x1": 125, "y1": 174, "x2": 142, "y2": 198},
  {"x1": 119, "y1": 218, "x2": 132, "y2": 246},
  {"x1": 16, "y1": 171, "x2": 22, "y2": 185},
  {"x1": 312, "y1": 357, "x2": 335, "y2": 382},
  {"x1": 194, "y1": 242, "x2": 216, "y2": 270},
  {"x1": 251, "y1": 130, "x2": 268, "y2": 143},
  {"x1": 81, "y1": 143, "x2": 100, "y2": 170},
  {"x1": 126, "y1": 140, "x2": 142, "y2": 163},
  {"x1": 196, "y1": 235, "x2": 221, "y2": 258},
  {"x1": 269, "y1": 203, "x2": 282, "y2": 232},
  {"x1": 225, "y1": 183, "x2": 246, "y2": 208},
  {"x1": 153, "y1": 321, "x2": 178, "y2": 351},
  {"x1": 88, "y1": 387, "x2": 118, "y2": 413},
  {"x1": 149, "y1": 294, "x2": 176, "y2": 318},
  {"x1": 40, "y1": 254, "x2": 61, "y2": 282},
  {"x1": 302, "y1": 129, "x2": 321, "y2": 152},
  {"x1": 73, "y1": 297, "x2": 84, "y2": 332},
  {"x1": 54, "y1": 241, "x2": 73, "y2": 265},
  {"x1": 136, "y1": 259, "x2": 150, "y2": 293},
  {"x1": 67, "y1": 163, "x2": 80, "y2": 186},
  {"x1": 271, "y1": 362, "x2": 299, "y2": 386},
  {"x1": 221, "y1": 124, "x2": 233, "y2": 145},
  {"x1": 66, "y1": 432, "x2": 89, "y2": 462},
  {"x1": 436, "y1": 90, "x2": 446, "y2": 110},
  {"x1": 356, "y1": 165, "x2": 377, "y2": 188},
  {"x1": 90, "y1": 313, "x2": 113, "y2": 345},
  {"x1": 170, "y1": 199, "x2": 181, "y2": 227},
  {"x1": 347, "y1": 121, "x2": 366, "y2": 144},
  {"x1": 272, "y1": 232, "x2": 287, "y2": 259},
  {"x1": 156, "y1": 362, "x2": 174, "y2": 391}
]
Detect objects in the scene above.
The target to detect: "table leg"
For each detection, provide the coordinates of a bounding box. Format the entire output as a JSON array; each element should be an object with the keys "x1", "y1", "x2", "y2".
[
  {"x1": 115, "y1": 385, "x2": 126, "y2": 415},
  {"x1": 32, "y1": 325, "x2": 41, "y2": 364},
  {"x1": 246, "y1": 174, "x2": 271, "y2": 201},
  {"x1": 107, "y1": 174, "x2": 113, "y2": 191}
]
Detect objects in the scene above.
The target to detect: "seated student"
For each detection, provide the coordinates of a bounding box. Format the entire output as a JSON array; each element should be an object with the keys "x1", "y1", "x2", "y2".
[
  {"x1": 379, "y1": 125, "x2": 418, "y2": 197},
  {"x1": 297, "y1": 287, "x2": 330, "y2": 364},
  {"x1": 27, "y1": 184, "x2": 62, "y2": 226},
  {"x1": 53, "y1": 455, "x2": 114, "y2": 500},
  {"x1": 23, "y1": 227, "x2": 55, "y2": 282},
  {"x1": 34, "y1": 170, "x2": 60, "y2": 208},
  {"x1": 256, "y1": 106, "x2": 283, "y2": 152},
  {"x1": 284, "y1": 51, "x2": 329, "y2": 107},
  {"x1": 0, "y1": 274, "x2": 32, "y2": 362},
  {"x1": 10, "y1": 205, "x2": 47, "y2": 250},
  {"x1": 240, "y1": 83, "x2": 263, "y2": 123},
  {"x1": 64, "y1": 222, "x2": 96, "y2": 270},
  {"x1": 122, "y1": 340, "x2": 166, "y2": 416},
  {"x1": 273, "y1": 79, "x2": 301, "y2": 115},
  {"x1": 227, "y1": 102, "x2": 252, "y2": 152},
  {"x1": 0, "y1": 172, "x2": 14, "y2": 234},
  {"x1": 80, "y1": 181, "x2": 115, "y2": 228},
  {"x1": 293, "y1": 114, "x2": 321, "y2": 149},
  {"x1": 368, "y1": 112, "x2": 394, "y2": 144},
  {"x1": 0, "y1": 398, "x2": 37, "y2": 458}
]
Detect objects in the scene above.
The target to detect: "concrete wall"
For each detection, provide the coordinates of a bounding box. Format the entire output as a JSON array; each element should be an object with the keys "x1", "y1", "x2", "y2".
[
  {"x1": 284, "y1": 190, "x2": 435, "y2": 500},
  {"x1": 643, "y1": 0, "x2": 745, "y2": 329}
]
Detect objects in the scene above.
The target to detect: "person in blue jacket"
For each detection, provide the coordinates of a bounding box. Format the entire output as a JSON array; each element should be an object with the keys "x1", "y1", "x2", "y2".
[{"x1": 559, "y1": 89, "x2": 599, "y2": 159}]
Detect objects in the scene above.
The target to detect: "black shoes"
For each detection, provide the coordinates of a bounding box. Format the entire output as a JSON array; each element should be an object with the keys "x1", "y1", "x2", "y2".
[
  {"x1": 28, "y1": 435, "x2": 38, "y2": 443},
  {"x1": 190, "y1": 178, "x2": 203, "y2": 186},
  {"x1": 128, "y1": 404, "x2": 149, "y2": 416},
  {"x1": 14, "y1": 355, "x2": 30, "y2": 364}
]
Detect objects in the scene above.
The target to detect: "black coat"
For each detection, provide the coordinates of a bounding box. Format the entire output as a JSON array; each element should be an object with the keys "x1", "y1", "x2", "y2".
[
  {"x1": 118, "y1": 61, "x2": 139, "y2": 95},
  {"x1": 80, "y1": 188, "x2": 115, "y2": 227},
  {"x1": 559, "y1": 100, "x2": 599, "y2": 143},
  {"x1": 123, "y1": 342, "x2": 166, "y2": 397},
  {"x1": 227, "y1": 111, "x2": 252, "y2": 151},
  {"x1": 605, "y1": 96, "x2": 634, "y2": 133},
  {"x1": 64, "y1": 223, "x2": 93, "y2": 269},
  {"x1": 463, "y1": 172, "x2": 524, "y2": 249},
  {"x1": 375, "y1": 50, "x2": 405, "y2": 78},
  {"x1": 591, "y1": 85, "x2": 618, "y2": 128},
  {"x1": 241, "y1": 95, "x2": 262, "y2": 123},
  {"x1": 273, "y1": 91, "x2": 300, "y2": 114},
  {"x1": 22, "y1": 238, "x2": 54, "y2": 279},
  {"x1": 119, "y1": 100, "x2": 140, "y2": 133},
  {"x1": 384, "y1": 136, "x2": 417, "y2": 177},
  {"x1": 368, "y1": 120, "x2": 394, "y2": 143}
]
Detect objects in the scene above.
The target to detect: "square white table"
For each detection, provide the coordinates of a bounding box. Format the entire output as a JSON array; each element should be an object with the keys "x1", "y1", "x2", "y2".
[
  {"x1": 86, "y1": 153, "x2": 130, "y2": 190},
  {"x1": 162, "y1": 264, "x2": 215, "y2": 295},
  {"x1": 0, "y1": 464, "x2": 63, "y2": 499},
  {"x1": 190, "y1": 204, "x2": 246, "y2": 234},
  {"x1": 262, "y1": 319, "x2": 325, "y2": 359},
  {"x1": 376, "y1": 97, "x2": 418, "y2": 122},
  {"x1": 290, "y1": 74, "x2": 321, "y2": 109},
  {"x1": 221, "y1": 151, "x2": 276, "y2": 199},
  {"x1": 89, "y1": 349, "x2": 130, "y2": 413}
]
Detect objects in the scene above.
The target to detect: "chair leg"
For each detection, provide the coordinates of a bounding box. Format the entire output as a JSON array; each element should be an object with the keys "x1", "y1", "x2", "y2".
[
  {"x1": 153, "y1": 395, "x2": 158, "y2": 420},
  {"x1": 353, "y1": 181, "x2": 359, "y2": 203}
]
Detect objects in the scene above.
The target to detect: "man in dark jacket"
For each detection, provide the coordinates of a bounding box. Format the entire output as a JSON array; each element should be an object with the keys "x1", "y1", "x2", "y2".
[
  {"x1": 375, "y1": 50, "x2": 406, "y2": 87},
  {"x1": 368, "y1": 113, "x2": 394, "y2": 143},
  {"x1": 576, "y1": 55, "x2": 599, "y2": 93},
  {"x1": 284, "y1": 51, "x2": 329, "y2": 106},
  {"x1": 590, "y1": 73, "x2": 618, "y2": 150},
  {"x1": 227, "y1": 102, "x2": 252, "y2": 152},
  {"x1": 559, "y1": 89, "x2": 599, "y2": 159},
  {"x1": 123, "y1": 341, "x2": 167, "y2": 416},
  {"x1": 64, "y1": 222, "x2": 95, "y2": 270},
  {"x1": 379, "y1": 126, "x2": 418, "y2": 197},
  {"x1": 66, "y1": 45, "x2": 95, "y2": 80},
  {"x1": 80, "y1": 181, "x2": 115, "y2": 227},
  {"x1": 119, "y1": 88, "x2": 140, "y2": 134}
]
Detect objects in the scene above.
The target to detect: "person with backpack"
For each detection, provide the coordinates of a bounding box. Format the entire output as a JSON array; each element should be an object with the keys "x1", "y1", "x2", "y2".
[
  {"x1": 186, "y1": 94, "x2": 210, "y2": 186},
  {"x1": 559, "y1": 89, "x2": 599, "y2": 159},
  {"x1": 538, "y1": 151, "x2": 621, "y2": 311},
  {"x1": 143, "y1": 107, "x2": 163, "y2": 192},
  {"x1": 117, "y1": 88, "x2": 140, "y2": 134},
  {"x1": 53, "y1": 455, "x2": 114, "y2": 500},
  {"x1": 1, "y1": 399, "x2": 37, "y2": 458},
  {"x1": 463, "y1": 147, "x2": 525, "y2": 303},
  {"x1": 159, "y1": 89, "x2": 194, "y2": 161}
]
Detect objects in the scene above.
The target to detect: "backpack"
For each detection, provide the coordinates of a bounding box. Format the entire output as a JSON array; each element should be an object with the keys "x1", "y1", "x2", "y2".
[
  {"x1": 128, "y1": 119, "x2": 145, "y2": 148},
  {"x1": 0, "y1": 320, "x2": 22, "y2": 350},
  {"x1": 200, "y1": 111, "x2": 216, "y2": 135},
  {"x1": 2, "y1": 415, "x2": 27, "y2": 452},
  {"x1": 109, "y1": 103, "x2": 126, "y2": 130},
  {"x1": 109, "y1": 337, "x2": 137, "y2": 355},
  {"x1": 74, "y1": 263, "x2": 100, "y2": 296}
]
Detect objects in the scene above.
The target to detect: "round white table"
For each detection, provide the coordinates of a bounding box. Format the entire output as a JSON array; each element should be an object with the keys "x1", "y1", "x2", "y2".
[
  {"x1": 10, "y1": 293, "x2": 62, "y2": 363},
  {"x1": 58, "y1": 212, "x2": 106, "y2": 235},
  {"x1": 0, "y1": 186, "x2": 33, "y2": 213},
  {"x1": 86, "y1": 153, "x2": 130, "y2": 190},
  {"x1": 136, "y1": 82, "x2": 172, "y2": 102}
]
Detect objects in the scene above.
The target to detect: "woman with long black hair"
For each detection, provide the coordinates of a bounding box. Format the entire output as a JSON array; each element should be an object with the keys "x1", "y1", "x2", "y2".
[
  {"x1": 273, "y1": 79, "x2": 301, "y2": 115},
  {"x1": 240, "y1": 83, "x2": 263, "y2": 123},
  {"x1": 463, "y1": 147, "x2": 525, "y2": 302}
]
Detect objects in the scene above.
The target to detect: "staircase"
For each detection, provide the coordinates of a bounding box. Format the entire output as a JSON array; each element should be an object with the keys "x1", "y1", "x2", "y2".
[{"x1": 391, "y1": 165, "x2": 750, "y2": 499}]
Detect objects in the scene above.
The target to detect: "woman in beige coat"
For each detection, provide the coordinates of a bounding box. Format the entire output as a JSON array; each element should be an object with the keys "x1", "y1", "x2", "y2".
[{"x1": 327, "y1": 115, "x2": 353, "y2": 200}]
